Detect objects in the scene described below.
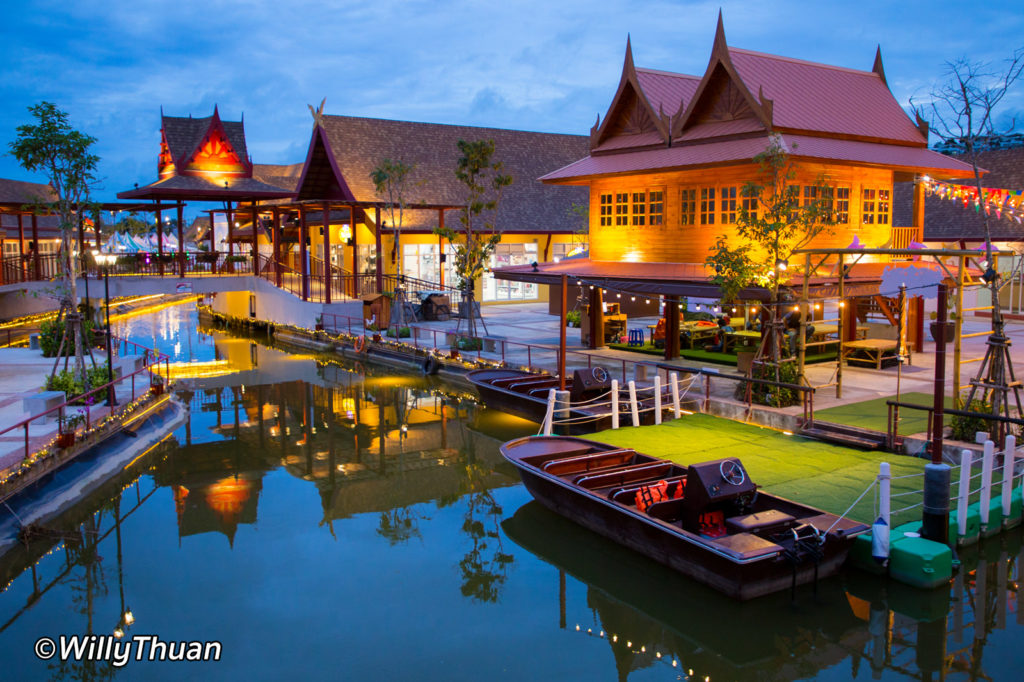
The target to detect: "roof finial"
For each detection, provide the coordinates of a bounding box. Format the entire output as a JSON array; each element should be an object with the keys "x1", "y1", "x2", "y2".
[
  {"x1": 713, "y1": 9, "x2": 727, "y2": 54},
  {"x1": 624, "y1": 34, "x2": 634, "y2": 72},
  {"x1": 308, "y1": 97, "x2": 327, "y2": 128},
  {"x1": 872, "y1": 45, "x2": 888, "y2": 87}
]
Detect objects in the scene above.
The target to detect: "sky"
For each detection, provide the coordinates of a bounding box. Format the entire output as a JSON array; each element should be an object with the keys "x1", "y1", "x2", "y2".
[{"x1": 1, "y1": 0, "x2": 1022, "y2": 218}]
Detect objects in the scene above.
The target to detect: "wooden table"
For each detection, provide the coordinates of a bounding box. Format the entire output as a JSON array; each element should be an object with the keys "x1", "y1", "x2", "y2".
[
  {"x1": 811, "y1": 324, "x2": 868, "y2": 340},
  {"x1": 841, "y1": 339, "x2": 902, "y2": 370},
  {"x1": 723, "y1": 330, "x2": 761, "y2": 353}
]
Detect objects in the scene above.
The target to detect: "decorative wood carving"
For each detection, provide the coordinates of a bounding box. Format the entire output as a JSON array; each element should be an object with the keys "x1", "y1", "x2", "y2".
[{"x1": 606, "y1": 86, "x2": 658, "y2": 137}]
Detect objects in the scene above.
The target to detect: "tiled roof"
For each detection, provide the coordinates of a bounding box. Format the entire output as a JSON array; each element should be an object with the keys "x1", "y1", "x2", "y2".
[
  {"x1": 0, "y1": 178, "x2": 57, "y2": 206},
  {"x1": 541, "y1": 133, "x2": 975, "y2": 182},
  {"x1": 727, "y1": 48, "x2": 924, "y2": 144},
  {"x1": 310, "y1": 115, "x2": 589, "y2": 232},
  {"x1": 895, "y1": 146, "x2": 1024, "y2": 241},
  {"x1": 253, "y1": 162, "x2": 304, "y2": 192},
  {"x1": 162, "y1": 113, "x2": 248, "y2": 164},
  {"x1": 635, "y1": 68, "x2": 699, "y2": 117}
]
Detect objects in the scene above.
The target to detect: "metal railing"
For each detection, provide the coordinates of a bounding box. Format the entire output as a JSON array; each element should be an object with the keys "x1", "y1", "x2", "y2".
[
  {"x1": 886, "y1": 399, "x2": 1024, "y2": 451},
  {"x1": 0, "y1": 334, "x2": 171, "y2": 464},
  {"x1": 1, "y1": 253, "x2": 63, "y2": 284}
]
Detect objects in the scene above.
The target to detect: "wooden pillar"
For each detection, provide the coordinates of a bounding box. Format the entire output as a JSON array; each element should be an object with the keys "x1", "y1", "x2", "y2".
[
  {"x1": 913, "y1": 177, "x2": 926, "y2": 239},
  {"x1": 95, "y1": 212, "x2": 102, "y2": 251},
  {"x1": 177, "y1": 202, "x2": 185, "y2": 277},
  {"x1": 226, "y1": 204, "x2": 234, "y2": 259},
  {"x1": 323, "y1": 201, "x2": 331, "y2": 304},
  {"x1": 438, "y1": 209, "x2": 445, "y2": 288},
  {"x1": 350, "y1": 205, "x2": 358, "y2": 296},
  {"x1": 155, "y1": 206, "x2": 164, "y2": 276},
  {"x1": 837, "y1": 254, "x2": 845, "y2": 399},
  {"x1": 374, "y1": 205, "x2": 383, "y2": 293},
  {"x1": 208, "y1": 210, "x2": 216, "y2": 254},
  {"x1": 31, "y1": 212, "x2": 40, "y2": 278},
  {"x1": 913, "y1": 296, "x2": 925, "y2": 353},
  {"x1": 17, "y1": 213, "x2": 25, "y2": 281},
  {"x1": 299, "y1": 208, "x2": 309, "y2": 301},
  {"x1": 559, "y1": 274, "x2": 567, "y2": 390},
  {"x1": 251, "y1": 202, "x2": 259, "y2": 275},
  {"x1": 273, "y1": 209, "x2": 282, "y2": 288},
  {"x1": 586, "y1": 286, "x2": 603, "y2": 349},
  {"x1": 665, "y1": 295, "x2": 680, "y2": 361}
]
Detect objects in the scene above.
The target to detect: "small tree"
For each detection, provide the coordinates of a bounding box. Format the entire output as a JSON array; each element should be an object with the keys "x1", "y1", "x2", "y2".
[
  {"x1": 705, "y1": 135, "x2": 836, "y2": 380},
  {"x1": 435, "y1": 140, "x2": 512, "y2": 339},
  {"x1": 9, "y1": 102, "x2": 100, "y2": 388},
  {"x1": 370, "y1": 158, "x2": 417, "y2": 326}
]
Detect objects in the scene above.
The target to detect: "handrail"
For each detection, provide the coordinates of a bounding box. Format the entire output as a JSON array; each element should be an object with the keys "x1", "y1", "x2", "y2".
[
  {"x1": 885, "y1": 399, "x2": 1024, "y2": 450},
  {"x1": 0, "y1": 334, "x2": 171, "y2": 464}
]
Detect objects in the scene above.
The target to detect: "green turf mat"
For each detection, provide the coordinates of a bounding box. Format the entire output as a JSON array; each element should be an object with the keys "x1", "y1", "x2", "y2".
[
  {"x1": 609, "y1": 343, "x2": 837, "y2": 365},
  {"x1": 591, "y1": 414, "x2": 928, "y2": 524},
  {"x1": 814, "y1": 391, "x2": 952, "y2": 435}
]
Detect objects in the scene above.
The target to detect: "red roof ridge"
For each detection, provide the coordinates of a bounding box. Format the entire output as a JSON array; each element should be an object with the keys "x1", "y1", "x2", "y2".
[{"x1": 728, "y1": 47, "x2": 879, "y2": 79}]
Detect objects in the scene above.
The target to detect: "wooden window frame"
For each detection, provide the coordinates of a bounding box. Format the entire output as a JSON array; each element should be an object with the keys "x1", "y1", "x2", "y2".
[
  {"x1": 680, "y1": 188, "x2": 697, "y2": 226},
  {"x1": 700, "y1": 187, "x2": 716, "y2": 226},
  {"x1": 720, "y1": 186, "x2": 738, "y2": 224},
  {"x1": 599, "y1": 193, "x2": 613, "y2": 227}
]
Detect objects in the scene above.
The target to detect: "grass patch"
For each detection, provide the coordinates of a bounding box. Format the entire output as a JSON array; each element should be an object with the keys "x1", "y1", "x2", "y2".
[
  {"x1": 609, "y1": 342, "x2": 837, "y2": 366},
  {"x1": 592, "y1": 414, "x2": 927, "y2": 525},
  {"x1": 814, "y1": 391, "x2": 952, "y2": 435}
]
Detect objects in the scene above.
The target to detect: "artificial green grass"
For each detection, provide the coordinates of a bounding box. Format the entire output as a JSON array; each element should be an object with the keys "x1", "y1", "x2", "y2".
[
  {"x1": 609, "y1": 342, "x2": 838, "y2": 366},
  {"x1": 814, "y1": 391, "x2": 953, "y2": 436},
  {"x1": 592, "y1": 414, "x2": 927, "y2": 525}
]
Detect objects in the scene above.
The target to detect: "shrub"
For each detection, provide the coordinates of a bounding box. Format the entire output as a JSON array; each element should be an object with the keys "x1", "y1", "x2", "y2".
[
  {"x1": 45, "y1": 365, "x2": 112, "y2": 404},
  {"x1": 386, "y1": 326, "x2": 411, "y2": 338},
  {"x1": 734, "y1": 360, "x2": 802, "y2": 408},
  {"x1": 39, "y1": 318, "x2": 96, "y2": 358},
  {"x1": 950, "y1": 398, "x2": 1004, "y2": 442},
  {"x1": 565, "y1": 310, "x2": 581, "y2": 328},
  {"x1": 457, "y1": 337, "x2": 483, "y2": 351}
]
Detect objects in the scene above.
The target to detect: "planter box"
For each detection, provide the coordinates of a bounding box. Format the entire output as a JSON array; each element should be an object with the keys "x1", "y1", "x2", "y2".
[{"x1": 56, "y1": 431, "x2": 75, "y2": 448}]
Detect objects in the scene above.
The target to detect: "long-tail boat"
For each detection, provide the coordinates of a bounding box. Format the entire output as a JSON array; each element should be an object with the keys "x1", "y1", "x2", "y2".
[
  {"x1": 500, "y1": 435, "x2": 869, "y2": 600},
  {"x1": 468, "y1": 367, "x2": 664, "y2": 433}
]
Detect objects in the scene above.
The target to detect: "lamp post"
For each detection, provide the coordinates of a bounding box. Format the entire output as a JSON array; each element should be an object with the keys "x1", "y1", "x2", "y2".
[{"x1": 93, "y1": 251, "x2": 117, "y2": 406}]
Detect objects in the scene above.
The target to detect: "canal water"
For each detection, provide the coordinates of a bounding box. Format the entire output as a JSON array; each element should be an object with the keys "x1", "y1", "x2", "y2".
[{"x1": 1, "y1": 302, "x2": 1023, "y2": 681}]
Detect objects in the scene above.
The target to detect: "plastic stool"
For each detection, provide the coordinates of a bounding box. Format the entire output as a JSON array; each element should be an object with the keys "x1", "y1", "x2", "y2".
[{"x1": 627, "y1": 329, "x2": 644, "y2": 347}]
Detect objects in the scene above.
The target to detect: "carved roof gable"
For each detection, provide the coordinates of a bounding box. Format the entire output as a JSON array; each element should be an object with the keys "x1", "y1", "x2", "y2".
[{"x1": 591, "y1": 37, "x2": 670, "y2": 152}]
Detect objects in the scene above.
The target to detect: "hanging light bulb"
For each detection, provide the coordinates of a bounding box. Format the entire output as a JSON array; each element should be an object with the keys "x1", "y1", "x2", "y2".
[
  {"x1": 124, "y1": 610, "x2": 134, "y2": 625},
  {"x1": 113, "y1": 627, "x2": 124, "y2": 639},
  {"x1": 630, "y1": 296, "x2": 635, "y2": 302}
]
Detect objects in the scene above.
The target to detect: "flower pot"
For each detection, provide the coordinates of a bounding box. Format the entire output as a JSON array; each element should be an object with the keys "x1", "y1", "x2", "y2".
[
  {"x1": 929, "y1": 321, "x2": 955, "y2": 344},
  {"x1": 315, "y1": 323, "x2": 324, "y2": 331},
  {"x1": 56, "y1": 431, "x2": 75, "y2": 448},
  {"x1": 151, "y1": 383, "x2": 165, "y2": 396}
]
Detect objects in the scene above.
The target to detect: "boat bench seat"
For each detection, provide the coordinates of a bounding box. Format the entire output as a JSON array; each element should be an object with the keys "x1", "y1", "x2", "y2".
[
  {"x1": 521, "y1": 446, "x2": 595, "y2": 468},
  {"x1": 576, "y1": 462, "x2": 675, "y2": 490},
  {"x1": 725, "y1": 509, "x2": 796, "y2": 534},
  {"x1": 509, "y1": 378, "x2": 563, "y2": 391},
  {"x1": 610, "y1": 475, "x2": 687, "y2": 504},
  {"x1": 491, "y1": 375, "x2": 550, "y2": 388},
  {"x1": 542, "y1": 449, "x2": 637, "y2": 476},
  {"x1": 646, "y1": 497, "x2": 687, "y2": 522}
]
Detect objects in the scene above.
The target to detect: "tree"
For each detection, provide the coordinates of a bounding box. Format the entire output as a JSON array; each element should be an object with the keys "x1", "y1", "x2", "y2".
[
  {"x1": 9, "y1": 102, "x2": 101, "y2": 389},
  {"x1": 435, "y1": 139, "x2": 512, "y2": 340},
  {"x1": 705, "y1": 136, "x2": 836, "y2": 382},
  {"x1": 370, "y1": 158, "x2": 417, "y2": 326},
  {"x1": 912, "y1": 49, "x2": 1024, "y2": 428}
]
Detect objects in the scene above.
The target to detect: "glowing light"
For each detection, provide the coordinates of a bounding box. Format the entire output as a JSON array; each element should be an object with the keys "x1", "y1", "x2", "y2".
[
  {"x1": 113, "y1": 627, "x2": 124, "y2": 639},
  {"x1": 124, "y1": 610, "x2": 134, "y2": 625}
]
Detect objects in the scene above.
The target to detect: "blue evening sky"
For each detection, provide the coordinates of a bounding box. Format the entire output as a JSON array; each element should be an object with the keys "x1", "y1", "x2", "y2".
[{"x1": 1, "y1": 0, "x2": 1022, "y2": 215}]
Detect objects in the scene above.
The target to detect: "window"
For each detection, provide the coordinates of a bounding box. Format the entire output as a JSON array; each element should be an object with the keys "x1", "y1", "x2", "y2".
[
  {"x1": 484, "y1": 243, "x2": 538, "y2": 301},
  {"x1": 835, "y1": 187, "x2": 850, "y2": 224},
  {"x1": 700, "y1": 188, "x2": 715, "y2": 225},
  {"x1": 862, "y1": 188, "x2": 890, "y2": 225},
  {"x1": 631, "y1": 191, "x2": 646, "y2": 226},
  {"x1": 680, "y1": 188, "x2": 697, "y2": 226},
  {"x1": 721, "y1": 186, "x2": 738, "y2": 224},
  {"x1": 741, "y1": 188, "x2": 758, "y2": 221},
  {"x1": 648, "y1": 190, "x2": 663, "y2": 226},
  {"x1": 615, "y1": 193, "x2": 628, "y2": 226},
  {"x1": 552, "y1": 241, "x2": 585, "y2": 261},
  {"x1": 599, "y1": 193, "x2": 613, "y2": 227}
]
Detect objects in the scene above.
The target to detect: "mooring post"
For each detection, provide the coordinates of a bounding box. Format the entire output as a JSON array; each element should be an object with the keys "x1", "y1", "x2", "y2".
[
  {"x1": 555, "y1": 390, "x2": 570, "y2": 436},
  {"x1": 980, "y1": 438, "x2": 995, "y2": 532},
  {"x1": 872, "y1": 462, "x2": 891, "y2": 564},
  {"x1": 1002, "y1": 435, "x2": 1016, "y2": 526},
  {"x1": 957, "y1": 450, "x2": 972, "y2": 543},
  {"x1": 653, "y1": 375, "x2": 662, "y2": 425},
  {"x1": 543, "y1": 389, "x2": 555, "y2": 436},
  {"x1": 611, "y1": 379, "x2": 620, "y2": 430},
  {"x1": 627, "y1": 380, "x2": 639, "y2": 427},
  {"x1": 922, "y1": 461, "x2": 952, "y2": 546},
  {"x1": 670, "y1": 372, "x2": 681, "y2": 419}
]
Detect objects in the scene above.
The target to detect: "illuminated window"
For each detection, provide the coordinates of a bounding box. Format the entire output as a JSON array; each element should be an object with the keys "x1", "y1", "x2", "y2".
[
  {"x1": 615, "y1": 193, "x2": 629, "y2": 226},
  {"x1": 631, "y1": 191, "x2": 646, "y2": 226},
  {"x1": 700, "y1": 188, "x2": 715, "y2": 225},
  {"x1": 648, "y1": 190, "x2": 663, "y2": 226},
  {"x1": 835, "y1": 187, "x2": 850, "y2": 224},
  {"x1": 680, "y1": 188, "x2": 697, "y2": 226},
  {"x1": 740, "y1": 188, "x2": 758, "y2": 221},
  {"x1": 599, "y1": 193, "x2": 613, "y2": 227},
  {"x1": 721, "y1": 186, "x2": 738, "y2": 224},
  {"x1": 862, "y1": 188, "x2": 890, "y2": 225}
]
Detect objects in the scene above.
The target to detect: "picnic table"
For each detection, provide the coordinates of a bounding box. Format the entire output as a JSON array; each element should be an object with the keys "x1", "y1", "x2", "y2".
[
  {"x1": 811, "y1": 324, "x2": 868, "y2": 341},
  {"x1": 723, "y1": 330, "x2": 761, "y2": 353},
  {"x1": 841, "y1": 339, "x2": 909, "y2": 370}
]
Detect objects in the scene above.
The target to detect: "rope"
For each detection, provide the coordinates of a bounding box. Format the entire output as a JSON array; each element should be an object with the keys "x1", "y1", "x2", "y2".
[
  {"x1": 826, "y1": 478, "x2": 878, "y2": 535},
  {"x1": 890, "y1": 489, "x2": 923, "y2": 498},
  {"x1": 890, "y1": 472, "x2": 925, "y2": 480},
  {"x1": 893, "y1": 501, "x2": 924, "y2": 515}
]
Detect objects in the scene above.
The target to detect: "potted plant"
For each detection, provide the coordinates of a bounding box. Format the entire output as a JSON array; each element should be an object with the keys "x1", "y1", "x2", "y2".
[
  {"x1": 928, "y1": 310, "x2": 956, "y2": 343},
  {"x1": 315, "y1": 315, "x2": 324, "y2": 331},
  {"x1": 56, "y1": 413, "x2": 84, "y2": 448},
  {"x1": 150, "y1": 374, "x2": 165, "y2": 396}
]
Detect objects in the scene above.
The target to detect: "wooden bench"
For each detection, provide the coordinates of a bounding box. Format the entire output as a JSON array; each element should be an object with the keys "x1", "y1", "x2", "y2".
[
  {"x1": 542, "y1": 449, "x2": 638, "y2": 476},
  {"x1": 576, "y1": 462, "x2": 675, "y2": 490},
  {"x1": 610, "y1": 475, "x2": 688, "y2": 504}
]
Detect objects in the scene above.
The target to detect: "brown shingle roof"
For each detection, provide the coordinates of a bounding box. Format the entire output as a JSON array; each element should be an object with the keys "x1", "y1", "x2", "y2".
[
  {"x1": 253, "y1": 162, "x2": 304, "y2": 192},
  {"x1": 0, "y1": 178, "x2": 57, "y2": 206},
  {"x1": 309, "y1": 115, "x2": 589, "y2": 233},
  {"x1": 162, "y1": 112, "x2": 248, "y2": 165},
  {"x1": 894, "y1": 146, "x2": 1024, "y2": 241}
]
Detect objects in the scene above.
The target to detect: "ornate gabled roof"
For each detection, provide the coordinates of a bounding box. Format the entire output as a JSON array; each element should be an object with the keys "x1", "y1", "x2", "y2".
[
  {"x1": 160, "y1": 106, "x2": 252, "y2": 177},
  {"x1": 590, "y1": 37, "x2": 675, "y2": 153},
  {"x1": 291, "y1": 113, "x2": 589, "y2": 232}
]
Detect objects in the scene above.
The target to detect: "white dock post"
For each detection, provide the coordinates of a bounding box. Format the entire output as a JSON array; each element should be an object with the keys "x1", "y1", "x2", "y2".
[
  {"x1": 1002, "y1": 435, "x2": 1016, "y2": 525},
  {"x1": 543, "y1": 389, "x2": 555, "y2": 436},
  {"x1": 653, "y1": 375, "x2": 662, "y2": 425},
  {"x1": 957, "y1": 449, "x2": 972, "y2": 542},
  {"x1": 555, "y1": 390, "x2": 570, "y2": 437},
  {"x1": 611, "y1": 379, "x2": 619, "y2": 430},
  {"x1": 871, "y1": 462, "x2": 891, "y2": 564},
  {"x1": 981, "y1": 439, "x2": 995, "y2": 531},
  {"x1": 670, "y1": 372, "x2": 681, "y2": 419},
  {"x1": 627, "y1": 380, "x2": 640, "y2": 427}
]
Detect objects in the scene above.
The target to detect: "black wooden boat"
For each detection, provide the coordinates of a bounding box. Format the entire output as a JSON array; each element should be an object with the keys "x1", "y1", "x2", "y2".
[
  {"x1": 468, "y1": 367, "x2": 663, "y2": 433},
  {"x1": 500, "y1": 435, "x2": 869, "y2": 600}
]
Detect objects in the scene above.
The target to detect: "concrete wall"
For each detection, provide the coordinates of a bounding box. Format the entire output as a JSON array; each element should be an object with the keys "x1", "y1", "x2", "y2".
[{"x1": 0, "y1": 287, "x2": 60, "y2": 321}]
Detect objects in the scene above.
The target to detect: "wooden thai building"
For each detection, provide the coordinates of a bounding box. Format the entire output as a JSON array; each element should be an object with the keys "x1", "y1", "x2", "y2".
[{"x1": 495, "y1": 15, "x2": 980, "y2": 354}]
